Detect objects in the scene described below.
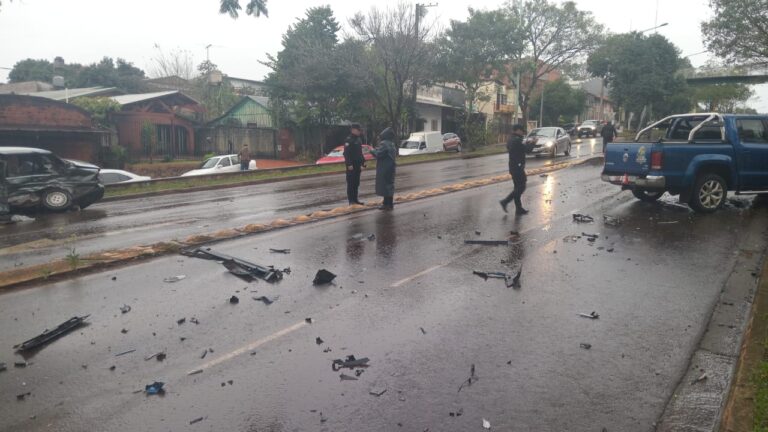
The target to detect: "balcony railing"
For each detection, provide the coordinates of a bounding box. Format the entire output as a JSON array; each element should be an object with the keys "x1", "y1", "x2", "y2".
[{"x1": 495, "y1": 103, "x2": 515, "y2": 113}]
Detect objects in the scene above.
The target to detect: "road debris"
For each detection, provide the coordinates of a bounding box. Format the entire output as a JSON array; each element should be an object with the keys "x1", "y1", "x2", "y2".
[
  {"x1": 189, "y1": 416, "x2": 206, "y2": 425},
  {"x1": 313, "y1": 269, "x2": 337, "y2": 285},
  {"x1": 115, "y1": 349, "x2": 136, "y2": 357},
  {"x1": 692, "y1": 373, "x2": 708, "y2": 384},
  {"x1": 420, "y1": 327, "x2": 427, "y2": 335},
  {"x1": 190, "y1": 317, "x2": 200, "y2": 325},
  {"x1": 483, "y1": 418, "x2": 491, "y2": 429},
  {"x1": 188, "y1": 369, "x2": 203, "y2": 376},
  {"x1": 144, "y1": 381, "x2": 165, "y2": 395},
  {"x1": 121, "y1": 328, "x2": 128, "y2": 334},
  {"x1": 367, "y1": 234, "x2": 376, "y2": 241},
  {"x1": 229, "y1": 295, "x2": 240, "y2": 304},
  {"x1": 332, "y1": 355, "x2": 370, "y2": 371},
  {"x1": 510, "y1": 266, "x2": 522, "y2": 289},
  {"x1": 355, "y1": 369, "x2": 365, "y2": 377},
  {"x1": 201, "y1": 350, "x2": 209, "y2": 359},
  {"x1": 340, "y1": 373, "x2": 358, "y2": 381},
  {"x1": 603, "y1": 215, "x2": 621, "y2": 227},
  {"x1": 573, "y1": 214, "x2": 594, "y2": 223},
  {"x1": 457, "y1": 364, "x2": 477, "y2": 393},
  {"x1": 449, "y1": 408, "x2": 464, "y2": 417},
  {"x1": 369, "y1": 386, "x2": 387, "y2": 396},
  {"x1": 316, "y1": 337, "x2": 324, "y2": 345},
  {"x1": 0, "y1": 362, "x2": 6, "y2": 372},
  {"x1": 579, "y1": 311, "x2": 600, "y2": 319},
  {"x1": 177, "y1": 318, "x2": 186, "y2": 325},
  {"x1": 580, "y1": 343, "x2": 592, "y2": 350},
  {"x1": 145, "y1": 352, "x2": 167, "y2": 362},
  {"x1": 563, "y1": 235, "x2": 581, "y2": 243},
  {"x1": 14, "y1": 315, "x2": 90, "y2": 352},
  {"x1": 17, "y1": 392, "x2": 31, "y2": 401},
  {"x1": 305, "y1": 318, "x2": 314, "y2": 324},
  {"x1": 464, "y1": 240, "x2": 509, "y2": 246},
  {"x1": 269, "y1": 248, "x2": 291, "y2": 254},
  {"x1": 540, "y1": 174, "x2": 549, "y2": 178},
  {"x1": 119, "y1": 304, "x2": 132, "y2": 314},
  {"x1": 254, "y1": 296, "x2": 277, "y2": 305},
  {"x1": 582, "y1": 232, "x2": 599, "y2": 241},
  {"x1": 163, "y1": 275, "x2": 186, "y2": 283},
  {"x1": 182, "y1": 248, "x2": 284, "y2": 283},
  {"x1": 475, "y1": 231, "x2": 482, "y2": 235},
  {"x1": 14, "y1": 361, "x2": 27, "y2": 368}
]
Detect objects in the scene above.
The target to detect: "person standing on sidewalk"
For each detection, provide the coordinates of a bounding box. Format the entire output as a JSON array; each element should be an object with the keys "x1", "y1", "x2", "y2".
[
  {"x1": 372, "y1": 127, "x2": 397, "y2": 211},
  {"x1": 237, "y1": 144, "x2": 251, "y2": 171},
  {"x1": 343, "y1": 123, "x2": 366, "y2": 205},
  {"x1": 600, "y1": 121, "x2": 617, "y2": 153},
  {"x1": 499, "y1": 124, "x2": 529, "y2": 215},
  {"x1": 0, "y1": 160, "x2": 11, "y2": 224}
]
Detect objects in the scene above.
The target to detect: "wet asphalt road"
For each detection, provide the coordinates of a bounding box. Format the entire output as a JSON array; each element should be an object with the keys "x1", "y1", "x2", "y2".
[
  {"x1": 0, "y1": 140, "x2": 603, "y2": 272},
  {"x1": 1, "y1": 157, "x2": 766, "y2": 432}
]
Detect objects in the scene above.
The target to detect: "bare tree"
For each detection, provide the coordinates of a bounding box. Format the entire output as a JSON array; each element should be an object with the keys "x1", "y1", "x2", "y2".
[
  {"x1": 349, "y1": 3, "x2": 438, "y2": 137},
  {"x1": 507, "y1": 0, "x2": 603, "y2": 125},
  {"x1": 148, "y1": 46, "x2": 195, "y2": 82}
]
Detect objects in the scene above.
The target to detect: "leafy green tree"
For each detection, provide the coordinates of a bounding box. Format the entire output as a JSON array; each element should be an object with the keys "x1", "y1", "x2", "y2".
[
  {"x1": 220, "y1": 0, "x2": 267, "y2": 18},
  {"x1": 9, "y1": 57, "x2": 146, "y2": 92},
  {"x1": 507, "y1": 0, "x2": 603, "y2": 125},
  {"x1": 436, "y1": 8, "x2": 522, "y2": 146},
  {"x1": 702, "y1": 0, "x2": 768, "y2": 64},
  {"x1": 692, "y1": 83, "x2": 754, "y2": 112},
  {"x1": 71, "y1": 97, "x2": 122, "y2": 128},
  {"x1": 588, "y1": 33, "x2": 692, "y2": 122},
  {"x1": 189, "y1": 61, "x2": 239, "y2": 121},
  {"x1": 8, "y1": 59, "x2": 56, "y2": 83},
  {"x1": 530, "y1": 78, "x2": 587, "y2": 126}
]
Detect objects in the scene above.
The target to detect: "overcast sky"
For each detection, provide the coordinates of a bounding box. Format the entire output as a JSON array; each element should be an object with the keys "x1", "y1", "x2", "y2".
[{"x1": 0, "y1": 0, "x2": 765, "y2": 111}]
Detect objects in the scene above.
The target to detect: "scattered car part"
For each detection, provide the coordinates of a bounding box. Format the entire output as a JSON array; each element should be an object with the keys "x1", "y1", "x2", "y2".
[
  {"x1": 163, "y1": 275, "x2": 186, "y2": 283},
  {"x1": 464, "y1": 240, "x2": 509, "y2": 246},
  {"x1": 458, "y1": 364, "x2": 477, "y2": 393},
  {"x1": 269, "y1": 248, "x2": 291, "y2": 254},
  {"x1": 573, "y1": 214, "x2": 594, "y2": 223},
  {"x1": 189, "y1": 417, "x2": 205, "y2": 425},
  {"x1": 316, "y1": 337, "x2": 324, "y2": 345},
  {"x1": 580, "y1": 343, "x2": 592, "y2": 350},
  {"x1": 182, "y1": 248, "x2": 284, "y2": 283},
  {"x1": 579, "y1": 311, "x2": 600, "y2": 319},
  {"x1": 332, "y1": 355, "x2": 370, "y2": 371},
  {"x1": 483, "y1": 418, "x2": 491, "y2": 429},
  {"x1": 254, "y1": 296, "x2": 277, "y2": 305},
  {"x1": 0, "y1": 362, "x2": 6, "y2": 372},
  {"x1": 229, "y1": 295, "x2": 240, "y2": 304},
  {"x1": 313, "y1": 269, "x2": 337, "y2": 285},
  {"x1": 603, "y1": 215, "x2": 621, "y2": 227},
  {"x1": 188, "y1": 369, "x2": 204, "y2": 376},
  {"x1": 369, "y1": 387, "x2": 387, "y2": 396},
  {"x1": 115, "y1": 349, "x2": 136, "y2": 357},
  {"x1": 14, "y1": 315, "x2": 90, "y2": 352},
  {"x1": 145, "y1": 381, "x2": 165, "y2": 395},
  {"x1": 119, "y1": 304, "x2": 132, "y2": 314}
]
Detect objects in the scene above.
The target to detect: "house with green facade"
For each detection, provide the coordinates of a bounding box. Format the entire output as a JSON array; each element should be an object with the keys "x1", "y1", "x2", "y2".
[{"x1": 199, "y1": 96, "x2": 278, "y2": 158}]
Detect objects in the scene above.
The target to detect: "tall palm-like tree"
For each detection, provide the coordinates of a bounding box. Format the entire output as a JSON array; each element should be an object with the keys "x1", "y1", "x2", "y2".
[{"x1": 220, "y1": 0, "x2": 268, "y2": 18}]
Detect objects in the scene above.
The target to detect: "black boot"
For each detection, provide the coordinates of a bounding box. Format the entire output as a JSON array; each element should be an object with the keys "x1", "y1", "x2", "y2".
[{"x1": 499, "y1": 200, "x2": 509, "y2": 213}]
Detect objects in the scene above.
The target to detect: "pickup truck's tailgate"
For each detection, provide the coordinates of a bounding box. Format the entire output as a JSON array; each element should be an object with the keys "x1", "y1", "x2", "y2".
[{"x1": 602, "y1": 142, "x2": 652, "y2": 176}]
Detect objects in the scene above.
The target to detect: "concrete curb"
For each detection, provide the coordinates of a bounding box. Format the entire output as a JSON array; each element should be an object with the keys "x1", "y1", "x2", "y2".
[
  {"x1": 101, "y1": 147, "x2": 507, "y2": 203},
  {"x1": 0, "y1": 155, "x2": 602, "y2": 291},
  {"x1": 656, "y1": 214, "x2": 768, "y2": 431}
]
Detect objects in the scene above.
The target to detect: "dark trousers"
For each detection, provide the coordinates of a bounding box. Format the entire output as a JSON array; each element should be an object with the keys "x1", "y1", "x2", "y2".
[
  {"x1": 383, "y1": 196, "x2": 394, "y2": 208},
  {"x1": 502, "y1": 170, "x2": 527, "y2": 208},
  {"x1": 602, "y1": 137, "x2": 612, "y2": 153},
  {"x1": 346, "y1": 167, "x2": 361, "y2": 203},
  {"x1": 240, "y1": 161, "x2": 249, "y2": 171}
]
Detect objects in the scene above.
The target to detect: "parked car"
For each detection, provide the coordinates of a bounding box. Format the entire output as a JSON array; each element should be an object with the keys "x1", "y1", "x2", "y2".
[
  {"x1": 181, "y1": 154, "x2": 257, "y2": 177},
  {"x1": 577, "y1": 120, "x2": 601, "y2": 138},
  {"x1": 98, "y1": 169, "x2": 151, "y2": 185},
  {"x1": 442, "y1": 133, "x2": 462, "y2": 152},
  {"x1": 316, "y1": 144, "x2": 375, "y2": 165},
  {"x1": 0, "y1": 147, "x2": 104, "y2": 212},
  {"x1": 602, "y1": 112, "x2": 768, "y2": 213},
  {"x1": 399, "y1": 132, "x2": 444, "y2": 156},
  {"x1": 525, "y1": 127, "x2": 572, "y2": 157}
]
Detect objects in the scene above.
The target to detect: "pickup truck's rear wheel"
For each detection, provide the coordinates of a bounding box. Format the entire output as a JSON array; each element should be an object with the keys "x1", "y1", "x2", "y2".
[
  {"x1": 41, "y1": 188, "x2": 72, "y2": 212},
  {"x1": 632, "y1": 189, "x2": 664, "y2": 202},
  {"x1": 689, "y1": 173, "x2": 727, "y2": 213}
]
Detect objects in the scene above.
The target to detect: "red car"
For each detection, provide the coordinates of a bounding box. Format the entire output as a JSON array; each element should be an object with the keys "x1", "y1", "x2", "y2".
[{"x1": 316, "y1": 144, "x2": 375, "y2": 165}]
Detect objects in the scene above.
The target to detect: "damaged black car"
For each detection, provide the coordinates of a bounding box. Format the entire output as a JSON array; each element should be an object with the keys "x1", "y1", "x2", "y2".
[{"x1": 0, "y1": 147, "x2": 104, "y2": 212}]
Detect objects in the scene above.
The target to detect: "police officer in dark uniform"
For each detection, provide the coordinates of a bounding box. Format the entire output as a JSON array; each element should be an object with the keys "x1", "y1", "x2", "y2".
[
  {"x1": 343, "y1": 123, "x2": 366, "y2": 205},
  {"x1": 0, "y1": 160, "x2": 11, "y2": 224},
  {"x1": 499, "y1": 124, "x2": 529, "y2": 215}
]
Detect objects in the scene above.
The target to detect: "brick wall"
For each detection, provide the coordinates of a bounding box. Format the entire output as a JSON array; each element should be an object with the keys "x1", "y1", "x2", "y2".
[{"x1": 0, "y1": 94, "x2": 94, "y2": 128}]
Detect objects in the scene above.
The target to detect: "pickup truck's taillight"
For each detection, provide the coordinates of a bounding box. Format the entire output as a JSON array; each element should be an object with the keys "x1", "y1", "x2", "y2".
[{"x1": 651, "y1": 150, "x2": 663, "y2": 170}]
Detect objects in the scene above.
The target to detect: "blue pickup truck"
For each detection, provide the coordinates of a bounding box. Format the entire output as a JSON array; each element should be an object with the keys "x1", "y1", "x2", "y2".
[{"x1": 601, "y1": 113, "x2": 768, "y2": 213}]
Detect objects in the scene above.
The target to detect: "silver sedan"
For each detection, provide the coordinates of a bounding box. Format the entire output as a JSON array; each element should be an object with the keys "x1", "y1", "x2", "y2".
[{"x1": 525, "y1": 127, "x2": 572, "y2": 157}]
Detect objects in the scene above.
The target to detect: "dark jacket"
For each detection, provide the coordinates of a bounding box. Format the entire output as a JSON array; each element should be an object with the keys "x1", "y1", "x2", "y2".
[
  {"x1": 507, "y1": 134, "x2": 526, "y2": 175},
  {"x1": 601, "y1": 124, "x2": 617, "y2": 140},
  {"x1": 372, "y1": 140, "x2": 397, "y2": 197},
  {"x1": 343, "y1": 135, "x2": 365, "y2": 168}
]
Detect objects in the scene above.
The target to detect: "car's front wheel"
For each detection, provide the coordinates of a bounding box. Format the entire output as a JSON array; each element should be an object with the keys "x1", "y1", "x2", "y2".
[
  {"x1": 632, "y1": 188, "x2": 664, "y2": 202},
  {"x1": 42, "y1": 188, "x2": 73, "y2": 212},
  {"x1": 456, "y1": 144, "x2": 462, "y2": 153},
  {"x1": 689, "y1": 173, "x2": 727, "y2": 213},
  {"x1": 564, "y1": 143, "x2": 571, "y2": 156}
]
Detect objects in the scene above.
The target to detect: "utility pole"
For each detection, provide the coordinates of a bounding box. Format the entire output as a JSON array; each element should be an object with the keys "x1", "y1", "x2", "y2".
[
  {"x1": 205, "y1": 44, "x2": 212, "y2": 62},
  {"x1": 539, "y1": 86, "x2": 544, "y2": 127},
  {"x1": 410, "y1": 3, "x2": 437, "y2": 135}
]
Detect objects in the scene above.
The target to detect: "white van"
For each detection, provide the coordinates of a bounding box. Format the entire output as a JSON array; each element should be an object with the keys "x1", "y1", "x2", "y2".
[{"x1": 399, "y1": 132, "x2": 444, "y2": 156}]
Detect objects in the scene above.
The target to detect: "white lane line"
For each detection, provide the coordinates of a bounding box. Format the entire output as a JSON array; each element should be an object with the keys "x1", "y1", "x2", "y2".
[
  {"x1": 189, "y1": 321, "x2": 307, "y2": 374},
  {"x1": 390, "y1": 264, "x2": 446, "y2": 288}
]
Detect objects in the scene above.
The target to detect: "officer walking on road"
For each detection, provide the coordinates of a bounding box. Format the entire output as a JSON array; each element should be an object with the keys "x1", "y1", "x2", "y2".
[
  {"x1": 499, "y1": 124, "x2": 529, "y2": 215},
  {"x1": 600, "y1": 121, "x2": 617, "y2": 153},
  {"x1": 343, "y1": 123, "x2": 366, "y2": 206}
]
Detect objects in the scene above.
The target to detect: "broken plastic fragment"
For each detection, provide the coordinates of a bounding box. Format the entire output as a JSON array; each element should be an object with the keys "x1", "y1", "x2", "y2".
[
  {"x1": 483, "y1": 418, "x2": 491, "y2": 429},
  {"x1": 189, "y1": 417, "x2": 205, "y2": 425},
  {"x1": 269, "y1": 248, "x2": 291, "y2": 254},
  {"x1": 145, "y1": 381, "x2": 165, "y2": 395},
  {"x1": 464, "y1": 240, "x2": 509, "y2": 246},
  {"x1": 115, "y1": 349, "x2": 135, "y2": 357},
  {"x1": 316, "y1": 337, "x2": 324, "y2": 345},
  {"x1": 14, "y1": 315, "x2": 90, "y2": 352},
  {"x1": 603, "y1": 215, "x2": 621, "y2": 227},
  {"x1": 313, "y1": 269, "x2": 337, "y2": 285},
  {"x1": 177, "y1": 318, "x2": 186, "y2": 325},
  {"x1": 0, "y1": 363, "x2": 6, "y2": 372},
  {"x1": 229, "y1": 295, "x2": 240, "y2": 304},
  {"x1": 579, "y1": 311, "x2": 600, "y2": 319},
  {"x1": 331, "y1": 355, "x2": 370, "y2": 371},
  {"x1": 573, "y1": 214, "x2": 594, "y2": 223},
  {"x1": 119, "y1": 304, "x2": 132, "y2": 314},
  {"x1": 254, "y1": 296, "x2": 277, "y2": 305},
  {"x1": 188, "y1": 369, "x2": 203, "y2": 376},
  {"x1": 163, "y1": 275, "x2": 186, "y2": 283},
  {"x1": 692, "y1": 373, "x2": 708, "y2": 384},
  {"x1": 580, "y1": 343, "x2": 592, "y2": 350},
  {"x1": 369, "y1": 386, "x2": 387, "y2": 396}
]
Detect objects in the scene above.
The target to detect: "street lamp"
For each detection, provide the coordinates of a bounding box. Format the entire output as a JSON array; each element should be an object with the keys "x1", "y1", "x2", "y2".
[{"x1": 638, "y1": 22, "x2": 668, "y2": 34}]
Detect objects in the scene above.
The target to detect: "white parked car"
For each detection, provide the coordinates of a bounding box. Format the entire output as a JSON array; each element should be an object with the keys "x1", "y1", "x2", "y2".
[
  {"x1": 180, "y1": 154, "x2": 257, "y2": 177},
  {"x1": 98, "y1": 169, "x2": 151, "y2": 185},
  {"x1": 399, "y1": 132, "x2": 444, "y2": 156}
]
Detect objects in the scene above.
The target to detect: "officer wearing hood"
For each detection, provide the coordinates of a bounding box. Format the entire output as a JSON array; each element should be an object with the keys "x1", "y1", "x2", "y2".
[{"x1": 372, "y1": 127, "x2": 397, "y2": 210}]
